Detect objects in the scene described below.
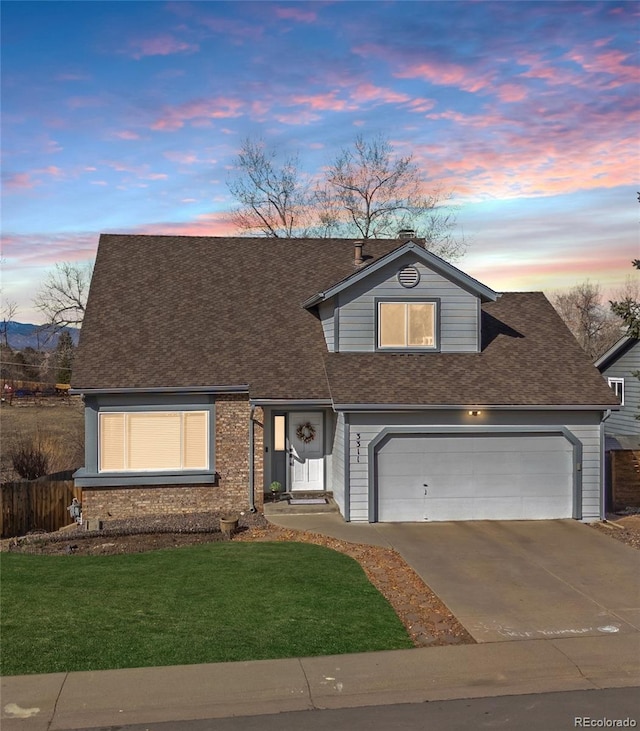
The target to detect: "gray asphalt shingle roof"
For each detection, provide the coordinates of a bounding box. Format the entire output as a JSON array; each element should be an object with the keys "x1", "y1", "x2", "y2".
[{"x1": 72, "y1": 234, "x2": 618, "y2": 408}]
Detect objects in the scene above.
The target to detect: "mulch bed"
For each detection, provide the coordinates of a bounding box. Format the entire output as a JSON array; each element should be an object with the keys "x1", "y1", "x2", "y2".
[
  {"x1": 590, "y1": 512, "x2": 640, "y2": 550},
  {"x1": 1, "y1": 511, "x2": 474, "y2": 649}
]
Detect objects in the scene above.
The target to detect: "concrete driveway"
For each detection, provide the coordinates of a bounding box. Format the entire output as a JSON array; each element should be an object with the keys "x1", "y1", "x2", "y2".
[
  {"x1": 269, "y1": 515, "x2": 640, "y2": 643},
  {"x1": 376, "y1": 520, "x2": 640, "y2": 643}
]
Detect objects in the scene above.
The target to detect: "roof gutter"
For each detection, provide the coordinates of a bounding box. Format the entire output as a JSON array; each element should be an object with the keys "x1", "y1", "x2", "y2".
[
  {"x1": 332, "y1": 403, "x2": 622, "y2": 412},
  {"x1": 248, "y1": 405, "x2": 257, "y2": 513},
  {"x1": 249, "y1": 399, "x2": 332, "y2": 407},
  {"x1": 600, "y1": 409, "x2": 612, "y2": 521},
  {"x1": 70, "y1": 385, "x2": 250, "y2": 396}
]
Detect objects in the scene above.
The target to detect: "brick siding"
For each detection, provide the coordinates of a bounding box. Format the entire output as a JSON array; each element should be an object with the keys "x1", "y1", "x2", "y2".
[{"x1": 82, "y1": 396, "x2": 264, "y2": 520}]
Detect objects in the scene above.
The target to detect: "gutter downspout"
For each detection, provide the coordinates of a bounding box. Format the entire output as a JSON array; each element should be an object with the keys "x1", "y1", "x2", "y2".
[
  {"x1": 601, "y1": 410, "x2": 611, "y2": 521},
  {"x1": 248, "y1": 405, "x2": 257, "y2": 513}
]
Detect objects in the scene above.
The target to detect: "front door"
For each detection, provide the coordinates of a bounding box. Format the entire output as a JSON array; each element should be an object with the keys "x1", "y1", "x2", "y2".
[{"x1": 288, "y1": 412, "x2": 324, "y2": 491}]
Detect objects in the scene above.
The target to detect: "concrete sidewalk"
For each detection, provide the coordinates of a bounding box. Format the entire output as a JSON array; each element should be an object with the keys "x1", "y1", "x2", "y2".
[
  {"x1": 3, "y1": 633, "x2": 639, "y2": 731},
  {"x1": 4, "y1": 516, "x2": 639, "y2": 729}
]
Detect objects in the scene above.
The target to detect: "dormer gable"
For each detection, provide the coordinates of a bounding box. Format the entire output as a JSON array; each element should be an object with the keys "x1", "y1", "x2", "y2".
[{"x1": 306, "y1": 241, "x2": 498, "y2": 354}]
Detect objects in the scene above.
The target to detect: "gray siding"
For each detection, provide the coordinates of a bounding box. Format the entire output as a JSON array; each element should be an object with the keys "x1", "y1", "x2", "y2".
[
  {"x1": 601, "y1": 342, "x2": 640, "y2": 436},
  {"x1": 77, "y1": 393, "x2": 217, "y2": 487},
  {"x1": 336, "y1": 253, "x2": 479, "y2": 353},
  {"x1": 331, "y1": 412, "x2": 345, "y2": 514},
  {"x1": 346, "y1": 410, "x2": 603, "y2": 522},
  {"x1": 318, "y1": 301, "x2": 335, "y2": 352}
]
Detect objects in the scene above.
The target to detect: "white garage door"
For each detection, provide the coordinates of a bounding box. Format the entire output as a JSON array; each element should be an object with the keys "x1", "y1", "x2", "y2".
[{"x1": 376, "y1": 434, "x2": 574, "y2": 522}]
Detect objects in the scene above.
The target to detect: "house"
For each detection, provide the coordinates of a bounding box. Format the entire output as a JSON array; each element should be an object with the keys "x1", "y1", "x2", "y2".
[
  {"x1": 594, "y1": 336, "x2": 639, "y2": 511},
  {"x1": 594, "y1": 336, "x2": 640, "y2": 447},
  {"x1": 71, "y1": 235, "x2": 619, "y2": 523}
]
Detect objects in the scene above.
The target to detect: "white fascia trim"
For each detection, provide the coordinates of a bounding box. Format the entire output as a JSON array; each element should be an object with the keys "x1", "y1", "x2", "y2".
[
  {"x1": 250, "y1": 399, "x2": 333, "y2": 407},
  {"x1": 71, "y1": 385, "x2": 250, "y2": 396},
  {"x1": 594, "y1": 336, "x2": 633, "y2": 370},
  {"x1": 332, "y1": 403, "x2": 621, "y2": 411}
]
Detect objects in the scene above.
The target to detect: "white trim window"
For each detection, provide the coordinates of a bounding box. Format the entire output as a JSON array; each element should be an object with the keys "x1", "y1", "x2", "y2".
[
  {"x1": 378, "y1": 301, "x2": 436, "y2": 349},
  {"x1": 99, "y1": 411, "x2": 209, "y2": 472},
  {"x1": 608, "y1": 378, "x2": 624, "y2": 406}
]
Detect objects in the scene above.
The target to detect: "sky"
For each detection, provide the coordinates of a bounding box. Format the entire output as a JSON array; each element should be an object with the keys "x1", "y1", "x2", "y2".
[{"x1": 2, "y1": 0, "x2": 638, "y2": 324}]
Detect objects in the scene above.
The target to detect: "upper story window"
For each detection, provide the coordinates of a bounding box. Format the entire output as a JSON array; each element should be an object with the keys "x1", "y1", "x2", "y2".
[
  {"x1": 378, "y1": 301, "x2": 437, "y2": 349},
  {"x1": 99, "y1": 411, "x2": 209, "y2": 472},
  {"x1": 608, "y1": 378, "x2": 624, "y2": 405}
]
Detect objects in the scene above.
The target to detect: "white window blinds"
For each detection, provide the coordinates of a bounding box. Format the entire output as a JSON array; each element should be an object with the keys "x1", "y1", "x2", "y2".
[{"x1": 99, "y1": 411, "x2": 209, "y2": 472}]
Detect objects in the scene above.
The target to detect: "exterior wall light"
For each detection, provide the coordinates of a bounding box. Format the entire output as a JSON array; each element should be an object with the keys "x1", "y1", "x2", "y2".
[{"x1": 468, "y1": 410, "x2": 482, "y2": 416}]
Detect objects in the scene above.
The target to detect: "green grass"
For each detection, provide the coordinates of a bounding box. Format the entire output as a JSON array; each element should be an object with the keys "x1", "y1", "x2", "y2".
[{"x1": 0, "y1": 542, "x2": 412, "y2": 675}]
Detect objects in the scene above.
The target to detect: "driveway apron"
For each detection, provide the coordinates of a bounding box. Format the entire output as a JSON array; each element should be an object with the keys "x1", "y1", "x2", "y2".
[{"x1": 374, "y1": 520, "x2": 640, "y2": 643}]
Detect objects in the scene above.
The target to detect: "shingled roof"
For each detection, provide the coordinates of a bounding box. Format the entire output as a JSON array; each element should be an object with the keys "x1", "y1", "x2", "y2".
[{"x1": 72, "y1": 234, "x2": 618, "y2": 408}]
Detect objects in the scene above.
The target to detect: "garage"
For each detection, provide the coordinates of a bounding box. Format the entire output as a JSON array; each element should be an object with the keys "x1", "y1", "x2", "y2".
[{"x1": 375, "y1": 432, "x2": 575, "y2": 522}]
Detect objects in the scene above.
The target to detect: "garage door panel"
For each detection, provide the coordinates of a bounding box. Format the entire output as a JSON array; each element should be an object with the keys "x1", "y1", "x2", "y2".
[
  {"x1": 471, "y1": 451, "x2": 523, "y2": 475},
  {"x1": 518, "y1": 450, "x2": 572, "y2": 473},
  {"x1": 472, "y1": 497, "x2": 523, "y2": 521},
  {"x1": 522, "y1": 497, "x2": 572, "y2": 519},
  {"x1": 377, "y1": 454, "x2": 423, "y2": 478},
  {"x1": 379, "y1": 497, "x2": 424, "y2": 522},
  {"x1": 376, "y1": 433, "x2": 574, "y2": 522},
  {"x1": 425, "y1": 453, "x2": 473, "y2": 475},
  {"x1": 425, "y1": 498, "x2": 475, "y2": 522},
  {"x1": 517, "y1": 473, "x2": 572, "y2": 494},
  {"x1": 378, "y1": 476, "x2": 422, "y2": 497},
  {"x1": 427, "y1": 477, "x2": 475, "y2": 498}
]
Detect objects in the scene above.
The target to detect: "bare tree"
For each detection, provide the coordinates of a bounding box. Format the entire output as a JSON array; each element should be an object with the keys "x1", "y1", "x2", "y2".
[
  {"x1": 227, "y1": 139, "x2": 310, "y2": 237},
  {"x1": 551, "y1": 281, "x2": 622, "y2": 359},
  {"x1": 318, "y1": 134, "x2": 466, "y2": 259},
  {"x1": 610, "y1": 261, "x2": 640, "y2": 339},
  {"x1": 33, "y1": 261, "x2": 93, "y2": 331},
  {"x1": 226, "y1": 134, "x2": 466, "y2": 260},
  {"x1": 0, "y1": 300, "x2": 18, "y2": 347}
]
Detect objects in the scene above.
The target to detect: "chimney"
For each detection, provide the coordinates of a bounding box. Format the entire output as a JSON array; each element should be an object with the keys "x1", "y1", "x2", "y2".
[
  {"x1": 397, "y1": 229, "x2": 416, "y2": 239},
  {"x1": 354, "y1": 241, "x2": 364, "y2": 266}
]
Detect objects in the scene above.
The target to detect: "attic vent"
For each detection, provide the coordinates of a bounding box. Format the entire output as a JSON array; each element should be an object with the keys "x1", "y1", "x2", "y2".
[{"x1": 398, "y1": 266, "x2": 420, "y2": 288}]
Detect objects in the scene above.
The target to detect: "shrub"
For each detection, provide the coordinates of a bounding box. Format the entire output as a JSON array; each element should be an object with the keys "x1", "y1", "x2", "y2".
[{"x1": 10, "y1": 438, "x2": 49, "y2": 480}]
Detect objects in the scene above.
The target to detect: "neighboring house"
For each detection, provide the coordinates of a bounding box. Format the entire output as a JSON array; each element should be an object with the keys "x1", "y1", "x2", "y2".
[
  {"x1": 71, "y1": 235, "x2": 619, "y2": 523},
  {"x1": 595, "y1": 336, "x2": 640, "y2": 448}
]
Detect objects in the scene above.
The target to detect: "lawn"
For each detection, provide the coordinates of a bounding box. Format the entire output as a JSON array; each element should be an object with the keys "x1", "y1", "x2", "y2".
[
  {"x1": 0, "y1": 399, "x2": 84, "y2": 482},
  {"x1": 0, "y1": 541, "x2": 413, "y2": 675}
]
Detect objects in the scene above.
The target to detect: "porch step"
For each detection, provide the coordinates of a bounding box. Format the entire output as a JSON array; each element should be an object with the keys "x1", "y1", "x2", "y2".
[{"x1": 263, "y1": 494, "x2": 339, "y2": 516}]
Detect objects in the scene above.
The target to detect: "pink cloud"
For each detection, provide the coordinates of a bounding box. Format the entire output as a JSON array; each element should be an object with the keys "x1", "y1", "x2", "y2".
[
  {"x1": 406, "y1": 98, "x2": 436, "y2": 113},
  {"x1": 497, "y1": 84, "x2": 527, "y2": 103},
  {"x1": 568, "y1": 49, "x2": 638, "y2": 87},
  {"x1": 290, "y1": 91, "x2": 355, "y2": 111},
  {"x1": 136, "y1": 211, "x2": 237, "y2": 237},
  {"x1": 274, "y1": 6, "x2": 317, "y2": 23},
  {"x1": 114, "y1": 130, "x2": 141, "y2": 140},
  {"x1": 126, "y1": 35, "x2": 199, "y2": 60},
  {"x1": 37, "y1": 166, "x2": 63, "y2": 178},
  {"x1": 163, "y1": 151, "x2": 199, "y2": 165},
  {"x1": 151, "y1": 97, "x2": 244, "y2": 131},
  {"x1": 273, "y1": 110, "x2": 321, "y2": 125},
  {"x1": 395, "y1": 59, "x2": 493, "y2": 93},
  {"x1": 1, "y1": 232, "x2": 98, "y2": 268},
  {"x1": 351, "y1": 83, "x2": 411, "y2": 105},
  {"x1": 3, "y1": 172, "x2": 37, "y2": 191}
]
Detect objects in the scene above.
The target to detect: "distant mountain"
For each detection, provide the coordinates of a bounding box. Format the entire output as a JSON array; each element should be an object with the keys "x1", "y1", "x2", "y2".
[{"x1": 1, "y1": 322, "x2": 80, "y2": 351}]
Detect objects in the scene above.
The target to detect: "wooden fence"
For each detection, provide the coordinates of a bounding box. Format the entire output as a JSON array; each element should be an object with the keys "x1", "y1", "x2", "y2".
[
  {"x1": 0, "y1": 479, "x2": 82, "y2": 538},
  {"x1": 606, "y1": 449, "x2": 640, "y2": 512}
]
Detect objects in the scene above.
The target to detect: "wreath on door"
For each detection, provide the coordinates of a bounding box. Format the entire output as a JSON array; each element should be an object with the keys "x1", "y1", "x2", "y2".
[{"x1": 296, "y1": 421, "x2": 316, "y2": 444}]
